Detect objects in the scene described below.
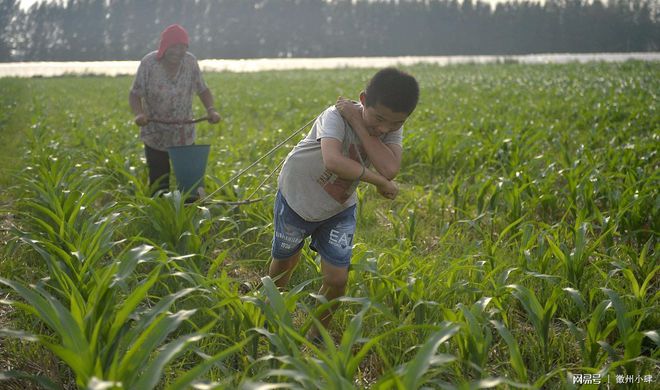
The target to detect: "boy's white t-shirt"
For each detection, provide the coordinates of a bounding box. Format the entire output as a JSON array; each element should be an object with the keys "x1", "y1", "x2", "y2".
[{"x1": 278, "y1": 105, "x2": 403, "y2": 222}]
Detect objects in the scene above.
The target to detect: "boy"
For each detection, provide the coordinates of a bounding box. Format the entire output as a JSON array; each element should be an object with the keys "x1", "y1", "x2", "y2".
[{"x1": 268, "y1": 67, "x2": 419, "y2": 342}]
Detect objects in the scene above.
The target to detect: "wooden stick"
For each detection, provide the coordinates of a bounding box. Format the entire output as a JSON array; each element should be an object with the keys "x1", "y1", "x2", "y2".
[
  {"x1": 203, "y1": 197, "x2": 264, "y2": 206},
  {"x1": 148, "y1": 116, "x2": 209, "y2": 125}
]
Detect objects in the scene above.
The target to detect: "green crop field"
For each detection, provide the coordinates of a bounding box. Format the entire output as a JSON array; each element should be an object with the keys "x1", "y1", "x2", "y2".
[{"x1": 0, "y1": 62, "x2": 658, "y2": 389}]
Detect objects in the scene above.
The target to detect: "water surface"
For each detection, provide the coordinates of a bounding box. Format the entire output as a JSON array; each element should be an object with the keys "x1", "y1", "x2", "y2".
[{"x1": 1, "y1": 53, "x2": 658, "y2": 78}]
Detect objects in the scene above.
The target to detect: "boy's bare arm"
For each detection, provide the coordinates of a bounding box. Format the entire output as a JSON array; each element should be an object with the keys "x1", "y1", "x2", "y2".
[
  {"x1": 335, "y1": 99, "x2": 402, "y2": 180},
  {"x1": 354, "y1": 125, "x2": 402, "y2": 180},
  {"x1": 321, "y1": 138, "x2": 398, "y2": 199}
]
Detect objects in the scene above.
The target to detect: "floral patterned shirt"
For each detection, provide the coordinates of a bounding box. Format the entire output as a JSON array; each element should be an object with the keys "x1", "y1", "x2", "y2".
[{"x1": 131, "y1": 51, "x2": 208, "y2": 151}]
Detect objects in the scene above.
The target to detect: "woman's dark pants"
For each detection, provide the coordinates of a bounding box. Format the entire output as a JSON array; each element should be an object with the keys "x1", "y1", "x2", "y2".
[{"x1": 144, "y1": 144, "x2": 170, "y2": 196}]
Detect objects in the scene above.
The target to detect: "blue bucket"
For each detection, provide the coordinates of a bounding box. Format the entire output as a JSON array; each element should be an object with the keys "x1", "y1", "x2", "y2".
[{"x1": 167, "y1": 144, "x2": 211, "y2": 194}]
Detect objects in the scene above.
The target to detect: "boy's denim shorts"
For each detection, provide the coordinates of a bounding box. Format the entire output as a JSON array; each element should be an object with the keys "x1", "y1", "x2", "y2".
[{"x1": 271, "y1": 190, "x2": 356, "y2": 268}]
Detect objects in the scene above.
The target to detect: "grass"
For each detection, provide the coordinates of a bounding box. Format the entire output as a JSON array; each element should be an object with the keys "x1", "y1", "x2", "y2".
[{"x1": 0, "y1": 61, "x2": 658, "y2": 389}]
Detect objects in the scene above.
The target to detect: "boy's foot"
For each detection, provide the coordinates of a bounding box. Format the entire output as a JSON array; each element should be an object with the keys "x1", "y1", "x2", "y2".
[
  {"x1": 306, "y1": 331, "x2": 324, "y2": 347},
  {"x1": 238, "y1": 281, "x2": 253, "y2": 294},
  {"x1": 151, "y1": 189, "x2": 169, "y2": 198}
]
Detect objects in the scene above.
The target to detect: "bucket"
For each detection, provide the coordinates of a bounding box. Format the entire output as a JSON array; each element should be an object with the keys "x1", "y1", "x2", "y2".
[{"x1": 167, "y1": 144, "x2": 211, "y2": 194}]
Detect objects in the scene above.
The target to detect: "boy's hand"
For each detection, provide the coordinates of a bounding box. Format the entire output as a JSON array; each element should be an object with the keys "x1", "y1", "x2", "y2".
[
  {"x1": 335, "y1": 96, "x2": 362, "y2": 122},
  {"x1": 377, "y1": 180, "x2": 398, "y2": 200}
]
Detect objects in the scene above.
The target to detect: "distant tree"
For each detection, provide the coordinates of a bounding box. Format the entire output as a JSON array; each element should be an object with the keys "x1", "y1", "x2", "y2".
[
  {"x1": 124, "y1": 0, "x2": 162, "y2": 59},
  {"x1": 0, "y1": 0, "x2": 18, "y2": 61},
  {"x1": 628, "y1": 0, "x2": 658, "y2": 50},
  {"x1": 287, "y1": 0, "x2": 326, "y2": 57},
  {"x1": 22, "y1": 2, "x2": 67, "y2": 60},
  {"x1": 3, "y1": 0, "x2": 660, "y2": 61},
  {"x1": 202, "y1": 0, "x2": 226, "y2": 58},
  {"x1": 323, "y1": 0, "x2": 358, "y2": 56},
  {"x1": 106, "y1": 0, "x2": 129, "y2": 59},
  {"x1": 59, "y1": 0, "x2": 108, "y2": 60}
]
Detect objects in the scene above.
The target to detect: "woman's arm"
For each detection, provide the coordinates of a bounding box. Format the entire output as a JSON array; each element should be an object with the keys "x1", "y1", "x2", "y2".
[
  {"x1": 198, "y1": 89, "x2": 221, "y2": 123},
  {"x1": 129, "y1": 92, "x2": 148, "y2": 126}
]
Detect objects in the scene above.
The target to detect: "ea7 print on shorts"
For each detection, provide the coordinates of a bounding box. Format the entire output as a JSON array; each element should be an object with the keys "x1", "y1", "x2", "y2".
[{"x1": 271, "y1": 191, "x2": 356, "y2": 267}]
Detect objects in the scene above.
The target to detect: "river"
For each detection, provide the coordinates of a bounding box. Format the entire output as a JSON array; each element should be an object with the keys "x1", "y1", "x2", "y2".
[{"x1": 0, "y1": 53, "x2": 658, "y2": 78}]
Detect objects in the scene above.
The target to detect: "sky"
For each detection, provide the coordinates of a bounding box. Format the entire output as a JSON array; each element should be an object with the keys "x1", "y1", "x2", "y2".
[
  {"x1": 17, "y1": 0, "x2": 533, "y2": 11},
  {"x1": 17, "y1": 0, "x2": 37, "y2": 10}
]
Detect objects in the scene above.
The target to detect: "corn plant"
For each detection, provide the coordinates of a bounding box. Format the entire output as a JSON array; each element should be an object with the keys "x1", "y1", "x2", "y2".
[
  {"x1": 11, "y1": 155, "x2": 128, "y2": 306},
  {"x1": 479, "y1": 266, "x2": 520, "y2": 328},
  {"x1": 5, "y1": 150, "x2": 244, "y2": 387},
  {"x1": 245, "y1": 277, "x2": 460, "y2": 389},
  {"x1": 449, "y1": 297, "x2": 494, "y2": 378},
  {"x1": 15, "y1": 157, "x2": 109, "y2": 251},
  {"x1": 545, "y1": 217, "x2": 612, "y2": 290},
  {"x1": 2, "y1": 63, "x2": 659, "y2": 387},
  {"x1": 609, "y1": 240, "x2": 659, "y2": 308},
  {"x1": 560, "y1": 296, "x2": 616, "y2": 369},
  {"x1": 244, "y1": 276, "x2": 353, "y2": 389},
  {"x1": 601, "y1": 288, "x2": 658, "y2": 375},
  {"x1": 131, "y1": 191, "x2": 214, "y2": 255},
  {"x1": 506, "y1": 284, "x2": 562, "y2": 370},
  {"x1": 612, "y1": 170, "x2": 657, "y2": 248},
  {"x1": 0, "y1": 245, "x2": 215, "y2": 389},
  {"x1": 378, "y1": 323, "x2": 460, "y2": 389},
  {"x1": 490, "y1": 320, "x2": 528, "y2": 382},
  {"x1": 92, "y1": 145, "x2": 151, "y2": 199},
  {"x1": 496, "y1": 177, "x2": 535, "y2": 223}
]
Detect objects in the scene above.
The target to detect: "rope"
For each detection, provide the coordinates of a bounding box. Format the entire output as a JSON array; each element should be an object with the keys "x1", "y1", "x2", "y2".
[
  {"x1": 344, "y1": 119, "x2": 366, "y2": 172},
  {"x1": 204, "y1": 159, "x2": 285, "y2": 206},
  {"x1": 199, "y1": 116, "x2": 317, "y2": 204},
  {"x1": 244, "y1": 158, "x2": 285, "y2": 201}
]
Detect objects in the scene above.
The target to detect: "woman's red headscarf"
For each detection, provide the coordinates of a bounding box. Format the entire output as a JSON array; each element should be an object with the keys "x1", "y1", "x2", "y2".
[{"x1": 157, "y1": 24, "x2": 189, "y2": 60}]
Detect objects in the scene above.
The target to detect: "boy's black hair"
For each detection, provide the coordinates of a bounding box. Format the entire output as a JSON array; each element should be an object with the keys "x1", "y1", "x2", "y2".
[{"x1": 364, "y1": 68, "x2": 419, "y2": 115}]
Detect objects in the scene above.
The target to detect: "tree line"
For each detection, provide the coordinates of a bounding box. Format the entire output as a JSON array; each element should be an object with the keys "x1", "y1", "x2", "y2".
[{"x1": 1, "y1": 0, "x2": 658, "y2": 62}]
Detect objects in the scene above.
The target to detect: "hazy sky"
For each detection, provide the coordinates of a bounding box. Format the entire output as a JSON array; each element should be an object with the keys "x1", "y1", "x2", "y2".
[{"x1": 18, "y1": 0, "x2": 530, "y2": 11}]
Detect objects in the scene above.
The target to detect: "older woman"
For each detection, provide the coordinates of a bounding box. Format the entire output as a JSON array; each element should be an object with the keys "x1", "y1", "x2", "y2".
[{"x1": 129, "y1": 24, "x2": 221, "y2": 196}]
